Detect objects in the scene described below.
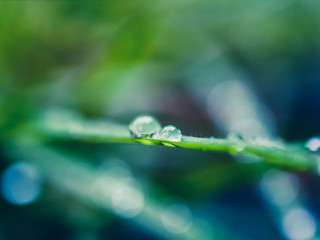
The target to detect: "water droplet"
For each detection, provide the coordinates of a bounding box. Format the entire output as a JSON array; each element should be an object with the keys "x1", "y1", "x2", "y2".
[
  {"x1": 305, "y1": 137, "x2": 320, "y2": 152},
  {"x1": 235, "y1": 142, "x2": 245, "y2": 152},
  {"x1": 153, "y1": 125, "x2": 182, "y2": 142},
  {"x1": 129, "y1": 115, "x2": 161, "y2": 138},
  {"x1": 227, "y1": 132, "x2": 245, "y2": 152},
  {"x1": 227, "y1": 132, "x2": 244, "y2": 141}
]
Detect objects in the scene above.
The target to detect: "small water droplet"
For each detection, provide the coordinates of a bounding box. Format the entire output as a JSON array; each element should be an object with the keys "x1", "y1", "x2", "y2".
[
  {"x1": 235, "y1": 142, "x2": 245, "y2": 152},
  {"x1": 153, "y1": 125, "x2": 182, "y2": 142},
  {"x1": 227, "y1": 132, "x2": 245, "y2": 152},
  {"x1": 129, "y1": 115, "x2": 161, "y2": 138},
  {"x1": 227, "y1": 132, "x2": 244, "y2": 141},
  {"x1": 305, "y1": 137, "x2": 320, "y2": 152}
]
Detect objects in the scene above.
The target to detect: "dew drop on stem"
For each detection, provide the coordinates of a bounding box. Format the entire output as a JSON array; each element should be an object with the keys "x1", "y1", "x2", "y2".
[
  {"x1": 153, "y1": 125, "x2": 182, "y2": 142},
  {"x1": 305, "y1": 137, "x2": 320, "y2": 152},
  {"x1": 129, "y1": 115, "x2": 162, "y2": 138},
  {"x1": 227, "y1": 132, "x2": 245, "y2": 152}
]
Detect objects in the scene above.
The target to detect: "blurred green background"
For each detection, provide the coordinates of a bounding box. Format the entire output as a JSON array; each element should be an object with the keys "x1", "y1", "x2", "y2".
[{"x1": 1, "y1": 1, "x2": 320, "y2": 240}]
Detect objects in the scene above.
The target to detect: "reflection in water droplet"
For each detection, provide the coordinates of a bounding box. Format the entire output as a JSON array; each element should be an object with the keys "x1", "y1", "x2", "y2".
[
  {"x1": 153, "y1": 125, "x2": 182, "y2": 142},
  {"x1": 1, "y1": 162, "x2": 42, "y2": 205},
  {"x1": 129, "y1": 115, "x2": 161, "y2": 138},
  {"x1": 161, "y1": 203, "x2": 193, "y2": 234},
  {"x1": 305, "y1": 137, "x2": 320, "y2": 152},
  {"x1": 282, "y1": 207, "x2": 316, "y2": 240}
]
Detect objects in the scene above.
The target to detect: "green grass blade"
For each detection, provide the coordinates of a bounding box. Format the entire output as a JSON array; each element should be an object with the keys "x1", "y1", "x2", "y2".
[{"x1": 33, "y1": 109, "x2": 320, "y2": 173}]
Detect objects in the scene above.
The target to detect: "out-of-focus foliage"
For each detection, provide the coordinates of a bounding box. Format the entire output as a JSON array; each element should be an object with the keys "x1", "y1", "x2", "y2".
[
  {"x1": 1, "y1": 1, "x2": 320, "y2": 240},
  {"x1": 1, "y1": 1, "x2": 320, "y2": 119}
]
